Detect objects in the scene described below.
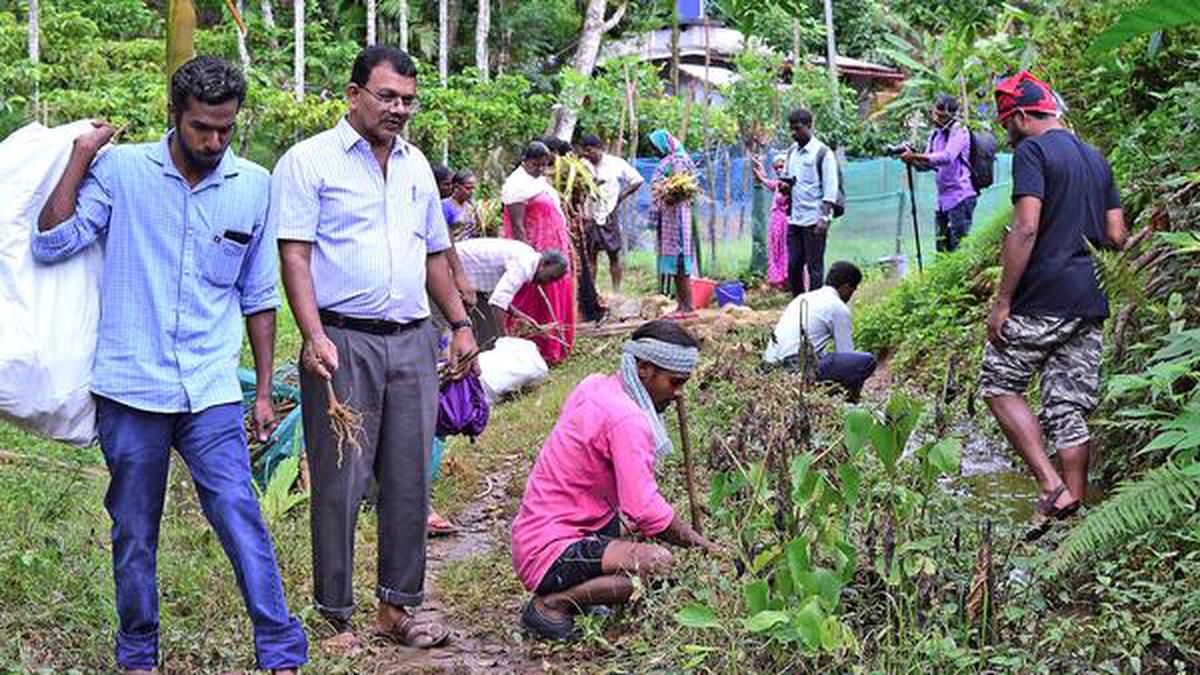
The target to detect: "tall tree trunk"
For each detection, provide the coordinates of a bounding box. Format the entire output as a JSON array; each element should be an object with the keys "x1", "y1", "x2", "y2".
[
  {"x1": 439, "y1": 0, "x2": 449, "y2": 162},
  {"x1": 823, "y1": 0, "x2": 840, "y2": 112},
  {"x1": 670, "y1": 2, "x2": 680, "y2": 94},
  {"x1": 438, "y1": 0, "x2": 449, "y2": 83},
  {"x1": 398, "y1": 0, "x2": 409, "y2": 51},
  {"x1": 236, "y1": 0, "x2": 251, "y2": 72},
  {"x1": 549, "y1": 0, "x2": 627, "y2": 140},
  {"x1": 261, "y1": 0, "x2": 275, "y2": 29},
  {"x1": 293, "y1": 0, "x2": 305, "y2": 102},
  {"x1": 792, "y1": 18, "x2": 801, "y2": 85},
  {"x1": 261, "y1": 0, "x2": 278, "y2": 48},
  {"x1": 366, "y1": 0, "x2": 376, "y2": 45},
  {"x1": 474, "y1": 0, "x2": 490, "y2": 80},
  {"x1": 496, "y1": 0, "x2": 509, "y2": 75},
  {"x1": 446, "y1": 0, "x2": 462, "y2": 63},
  {"x1": 27, "y1": 0, "x2": 39, "y2": 65}
]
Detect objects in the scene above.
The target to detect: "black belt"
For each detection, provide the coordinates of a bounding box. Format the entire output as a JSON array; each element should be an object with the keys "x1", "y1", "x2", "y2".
[{"x1": 319, "y1": 309, "x2": 425, "y2": 335}]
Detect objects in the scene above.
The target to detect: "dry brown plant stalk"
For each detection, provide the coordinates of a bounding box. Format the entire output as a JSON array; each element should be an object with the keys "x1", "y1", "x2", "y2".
[{"x1": 326, "y1": 380, "x2": 364, "y2": 469}]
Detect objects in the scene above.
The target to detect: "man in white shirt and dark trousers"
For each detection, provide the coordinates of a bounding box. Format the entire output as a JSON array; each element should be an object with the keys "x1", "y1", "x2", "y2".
[
  {"x1": 578, "y1": 133, "x2": 645, "y2": 296},
  {"x1": 764, "y1": 261, "x2": 876, "y2": 402},
  {"x1": 454, "y1": 238, "x2": 569, "y2": 349},
  {"x1": 782, "y1": 108, "x2": 840, "y2": 296}
]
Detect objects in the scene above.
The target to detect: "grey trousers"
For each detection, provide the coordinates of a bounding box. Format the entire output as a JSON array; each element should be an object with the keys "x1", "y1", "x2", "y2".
[{"x1": 300, "y1": 320, "x2": 439, "y2": 620}]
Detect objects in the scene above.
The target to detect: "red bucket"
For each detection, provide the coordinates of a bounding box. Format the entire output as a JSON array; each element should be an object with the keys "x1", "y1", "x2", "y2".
[{"x1": 689, "y1": 277, "x2": 718, "y2": 309}]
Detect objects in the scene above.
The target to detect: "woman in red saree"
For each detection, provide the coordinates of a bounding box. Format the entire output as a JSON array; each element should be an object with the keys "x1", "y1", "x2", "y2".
[{"x1": 501, "y1": 141, "x2": 575, "y2": 365}]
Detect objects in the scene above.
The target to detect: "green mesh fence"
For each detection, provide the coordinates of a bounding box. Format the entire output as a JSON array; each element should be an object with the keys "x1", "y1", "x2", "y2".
[{"x1": 618, "y1": 150, "x2": 1013, "y2": 280}]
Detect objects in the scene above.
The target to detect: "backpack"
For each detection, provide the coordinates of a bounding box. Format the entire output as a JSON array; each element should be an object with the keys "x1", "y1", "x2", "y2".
[
  {"x1": 816, "y1": 146, "x2": 846, "y2": 218},
  {"x1": 928, "y1": 124, "x2": 997, "y2": 194},
  {"x1": 967, "y1": 128, "x2": 997, "y2": 192},
  {"x1": 786, "y1": 142, "x2": 846, "y2": 219}
]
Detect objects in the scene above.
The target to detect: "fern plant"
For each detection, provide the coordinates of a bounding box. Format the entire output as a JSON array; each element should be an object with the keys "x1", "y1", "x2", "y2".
[{"x1": 1049, "y1": 458, "x2": 1200, "y2": 576}]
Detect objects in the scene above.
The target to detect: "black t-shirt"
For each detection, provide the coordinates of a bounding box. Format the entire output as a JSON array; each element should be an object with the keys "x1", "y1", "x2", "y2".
[{"x1": 1010, "y1": 128, "x2": 1121, "y2": 319}]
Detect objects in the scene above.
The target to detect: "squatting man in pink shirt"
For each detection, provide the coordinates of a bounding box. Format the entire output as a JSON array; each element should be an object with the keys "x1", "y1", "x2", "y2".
[{"x1": 511, "y1": 320, "x2": 721, "y2": 640}]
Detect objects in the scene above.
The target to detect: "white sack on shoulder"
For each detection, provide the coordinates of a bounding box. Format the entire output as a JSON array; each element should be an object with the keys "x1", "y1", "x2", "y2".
[{"x1": 0, "y1": 120, "x2": 105, "y2": 446}]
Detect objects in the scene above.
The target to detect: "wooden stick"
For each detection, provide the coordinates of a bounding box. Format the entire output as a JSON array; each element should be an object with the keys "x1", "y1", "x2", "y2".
[{"x1": 675, "y1": 395, "x2": 704, "y2": 536}]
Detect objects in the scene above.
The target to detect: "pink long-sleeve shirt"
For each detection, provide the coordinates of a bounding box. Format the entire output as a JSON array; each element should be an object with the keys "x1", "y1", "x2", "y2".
[{"x1": 511, "y1": 374, "x2": 676, "y2": 592}]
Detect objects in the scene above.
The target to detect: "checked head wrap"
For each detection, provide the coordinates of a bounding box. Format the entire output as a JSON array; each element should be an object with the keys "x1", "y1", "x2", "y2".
[{"x1": 619, "y1": 337, "x2": 700, "y2": 462}]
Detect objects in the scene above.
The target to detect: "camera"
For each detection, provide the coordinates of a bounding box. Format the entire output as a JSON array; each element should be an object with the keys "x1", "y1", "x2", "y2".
[{"x1": 885, "y1": 143, "x2": 912, "y2": 157}]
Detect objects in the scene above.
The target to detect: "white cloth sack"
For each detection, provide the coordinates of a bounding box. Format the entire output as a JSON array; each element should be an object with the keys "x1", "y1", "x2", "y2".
[
  {"x1": 477, "y1": 337, "x2": 549, "y2": 403},
  {"x1": 0, "y1": 120, "x2": 104, "y2": 446}
]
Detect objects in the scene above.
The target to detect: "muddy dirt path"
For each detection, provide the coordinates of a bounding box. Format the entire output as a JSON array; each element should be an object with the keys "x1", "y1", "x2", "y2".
[{"x1": 364, "y1": 454, "x2": 545, "y2": 674}]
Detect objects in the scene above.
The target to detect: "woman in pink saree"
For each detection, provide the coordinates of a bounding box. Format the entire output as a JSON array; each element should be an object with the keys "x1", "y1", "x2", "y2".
[
  {"x1": 501, "y1": 141, "x2": 575, "y2": 365},
  {"x1": 753, "y1": 155, "x2": 791, "y2": 288}
]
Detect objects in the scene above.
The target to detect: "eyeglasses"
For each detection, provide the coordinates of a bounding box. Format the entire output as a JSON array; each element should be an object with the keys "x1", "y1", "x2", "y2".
[{"x1": 358, "y1": 86, "x2": 419, "y2": 110}]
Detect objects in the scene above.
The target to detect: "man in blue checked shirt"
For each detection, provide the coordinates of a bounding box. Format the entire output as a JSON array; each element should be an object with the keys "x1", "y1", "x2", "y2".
[
  {"x1": 274, "y1": 45, "x2": 476, "y2": 655},
  {"x1": 32, "y1": 56, "x2": 307, "y2": 674}
]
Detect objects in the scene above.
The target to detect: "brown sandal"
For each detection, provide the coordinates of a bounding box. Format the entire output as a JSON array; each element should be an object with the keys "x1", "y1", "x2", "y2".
[
  {"x1": 374, "y1": 612, "x2": 450, "y2": 649},
  {"x1": 1025, "y1": 485, "x2": 1080, "y2": 542},
  {"x1": 320, "y1": 630, "x2": 364, "y2": 657}
]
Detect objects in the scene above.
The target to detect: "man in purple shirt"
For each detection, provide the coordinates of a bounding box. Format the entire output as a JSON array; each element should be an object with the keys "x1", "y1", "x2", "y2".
[{"x1": 901, "y1": 95, "x2": 977, "y2": 252}]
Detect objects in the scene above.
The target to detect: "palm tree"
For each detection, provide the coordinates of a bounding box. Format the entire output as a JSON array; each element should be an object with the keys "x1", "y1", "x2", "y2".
[
  {"x1": 475, "y1": 0, "x2": 490, "y2": 80},
  {"x1": 294, "y1": 0, "x2": 305, "y2": 101}
]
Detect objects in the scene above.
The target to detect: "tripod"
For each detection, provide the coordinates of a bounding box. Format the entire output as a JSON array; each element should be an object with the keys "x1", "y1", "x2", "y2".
[{"x1": 904, "y1": 162, "x2": 925, "y2": 273}]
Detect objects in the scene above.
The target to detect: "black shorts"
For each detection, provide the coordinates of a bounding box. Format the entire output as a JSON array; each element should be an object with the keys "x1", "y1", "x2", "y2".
[{"x1": 534, "y1": 517, "x2": 620, "y2": 595}]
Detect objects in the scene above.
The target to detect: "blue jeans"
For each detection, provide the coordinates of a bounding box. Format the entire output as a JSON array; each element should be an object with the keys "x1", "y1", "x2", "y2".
[
  {"x1": 817, "y1": 352, "x2": 878, "y2": 398},
  {"x1": 935, "y1": 196, "x2": 977, "y2": 253},
  {"x1": 96, "y1": 397, "x2": 308, "y2": 670}
]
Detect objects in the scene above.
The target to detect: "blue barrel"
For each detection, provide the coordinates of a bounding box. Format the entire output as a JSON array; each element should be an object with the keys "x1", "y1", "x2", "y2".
[
  {"x1": 430, "y1": 436, "x2": 446, "y2": 482},
  {"x1": 715, "y1": 281, "x2": 746, "y2": 307}
]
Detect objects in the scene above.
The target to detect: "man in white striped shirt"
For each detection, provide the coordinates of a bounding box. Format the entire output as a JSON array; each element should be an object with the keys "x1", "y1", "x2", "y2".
[
  {"x1": 272, "y1": 46, "x2": 474, "y2": 653},
  {"x1": 454, "y1": 238, "x2": 569, "y2": 347}
]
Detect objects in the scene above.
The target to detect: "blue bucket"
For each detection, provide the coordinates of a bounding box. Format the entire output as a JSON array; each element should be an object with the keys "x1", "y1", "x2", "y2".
[{"x1": 715, "y1": 281, "x2": 746, "y2": 307}]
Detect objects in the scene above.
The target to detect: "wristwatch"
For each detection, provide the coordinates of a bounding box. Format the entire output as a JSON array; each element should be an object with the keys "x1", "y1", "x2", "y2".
[{"x1": 449, "y1": 319, "x2": 472, "y2": 332}]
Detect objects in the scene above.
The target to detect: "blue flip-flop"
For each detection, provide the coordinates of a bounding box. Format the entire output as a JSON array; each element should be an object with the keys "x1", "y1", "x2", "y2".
[{"x1": 521, "y1": 599, "x2": 575, "y2": 641}]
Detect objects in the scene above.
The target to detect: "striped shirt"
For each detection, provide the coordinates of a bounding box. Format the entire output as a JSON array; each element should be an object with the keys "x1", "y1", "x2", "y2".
[
  {"x1": 31, "y1": 133, "x2": 278, "y2": 413},
  {"x1": 454, "y1": 238, "x2": 541, "y2": 311},
  {"x1": 270, "y1": 117, "x2": 451, "y2": 322}
]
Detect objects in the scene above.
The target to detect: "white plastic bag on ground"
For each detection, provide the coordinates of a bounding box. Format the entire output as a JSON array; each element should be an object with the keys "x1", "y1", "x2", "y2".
[
  {"x1": 0, "y1": 120, "x2": 104, "y2": 446},
  {"x1": 477, "y1": 337, "x2": 549, "y2": 403}
]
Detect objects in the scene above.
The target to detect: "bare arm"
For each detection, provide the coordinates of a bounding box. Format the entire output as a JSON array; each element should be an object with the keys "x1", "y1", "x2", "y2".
[
  {"x1": 655, "y1": 514, "x2": 720, "y2": 555},
  {"x1": 279, "y1": 240, "x2": 338, "y2": 379},
  {"x1": 508, "y1": 202, "x2": 528, "y2": 242},
  {"x1": 38, "y1": 123, "x2": 115, "y2": 232},
  {"x1": 987, "y1": 196, "x2": 1042, "y2": 344},
  {"x1": 245, "y1": 310, "x2": 277, "y2": 442},
  {"x1": 1105, "y1": 208, "x2": 1128, "y2": 251},
  {"x1": 445, "y1": 242, "x2": 477, "y2": 307},
  {"x1": 428, "y1": 251, "x2": 478, "y2": 372}
]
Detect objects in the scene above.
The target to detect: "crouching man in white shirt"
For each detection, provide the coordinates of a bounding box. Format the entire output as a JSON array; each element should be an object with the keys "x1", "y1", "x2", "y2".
[{"x1": 764, "y1": 261, "x2": 877, "y2": 401}]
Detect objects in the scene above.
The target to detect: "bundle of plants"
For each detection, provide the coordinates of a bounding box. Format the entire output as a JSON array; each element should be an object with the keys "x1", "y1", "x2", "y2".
[
  {"x1": 549, "y1": 154, "x2": 599, "y2": 219},
  {"x1": 473, "y1": 198, "x2": 503, "y2": 237},
  {"x1": 653, "y1": 171, "x2": 701, "y2": 206}
]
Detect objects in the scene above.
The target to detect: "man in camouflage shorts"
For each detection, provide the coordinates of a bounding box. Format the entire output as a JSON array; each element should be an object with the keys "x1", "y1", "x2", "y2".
[{"x1": 981, "y1": 72, "x2": 1127, "y2": 539}]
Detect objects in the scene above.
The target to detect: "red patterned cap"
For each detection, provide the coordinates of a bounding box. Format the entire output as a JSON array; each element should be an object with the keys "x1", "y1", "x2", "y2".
[{"x1": 994, "y1": 71, "x2": 1059, "y2": 122}]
